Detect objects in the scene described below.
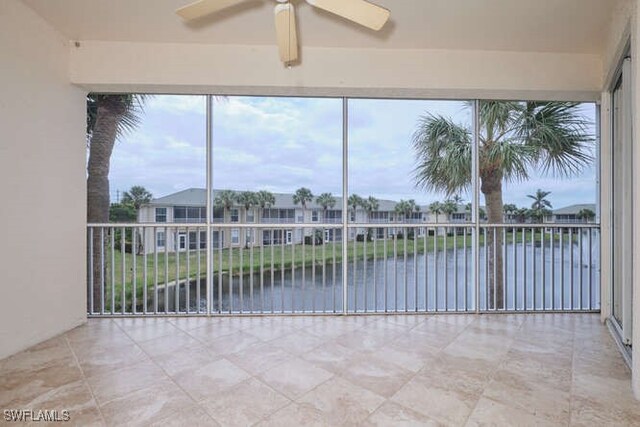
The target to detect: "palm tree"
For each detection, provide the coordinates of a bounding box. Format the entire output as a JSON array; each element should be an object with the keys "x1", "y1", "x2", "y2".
[
  {"x1": 293, "y1": 187, "x2": 314, "y2": 223},
  {"x1": 442, "y1": 199, "x2": 458, "y2": 221},
  {"x1": 214, "y1": 190, "x2": 237, "y2": 221},
  {"x1": 121, "y1": 185, "x2": 153, "y2": 211},
  {"x1": 256, "y1": 190, "x2": 275, "y2": 223},
  {"x1": 236, "y1": 191, "x2": 257, "y2": 222},
  {"x1": 577, "y1": 208, "x2": 596, "y2": 223},
  {"x1": 429, "y1": 201, "x2": 443, "y2": 222},
  {"x1": 412, "y1": 101, "x2": 592, "y2": 309},
  {"x1": 528, "y1": 189, "x2": 553, "y2": 223},
  {"x1": 87, "y1": 94, "x2": 148, "y2": 311},
  {"x1": 363, "y1": 196, "x2": 380, "y2": 223},
  {"x1": 514, "y1": 207, "x2": 530, "y2": 223},
  {"x1": 316, "y1": 193, "x2": 337, "y2": 213},
  {"x1": 395, "y1": 199, "x2": 419, "y2": 221},
  {"x1": 348, "y1": 194, "x2": 364, "y2": 221}
]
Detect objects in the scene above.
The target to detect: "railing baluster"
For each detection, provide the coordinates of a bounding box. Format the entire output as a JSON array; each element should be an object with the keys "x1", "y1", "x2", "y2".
[
  {"x1": 218, "y1": 228, "x2": 223, "y2": 314},
  {"x1": 444, "y1": 228, "x2": 448, "y2": 311},
  {"x1": 291, "y1": 231, "x2": 295, "y2": 313},
  {"x1": 143, "y1": 228, "x2": 148, "y2": 314},
  {"x1": 373, "y1": 230, "x2": 377, "y2": 312},
  {"x1": 175, "y1": 229, "x2": 180, "y2": 314},
  {"x1": 403, "y1": 227, "x2": 408, "y2": 312},
  {"x1": 121, "y1": 226, "x2": 126, "y2": 314},
  {"x1": 463, "y1": 227, "x2": 467, "y2": 311},
  {"x1": 100, "y1": 228, "x2": 105, "y2": 315},
  {"x1": 413, "y1": 228, "x2": 418, "y2": 312},
  {"x1": 239, "y1": 230, "x2": 243, "y2": 314},
  {"x1": 132, "y1": 228, "x2": 137, "y2": 314},
  {"x1": 383, "y1": 228, "x2": 388, "y2": 313},
  {"x1": 532, "y1": 227, "x2": 536, "y2": 311},
  {"x1": 281, "y1": 231, "x2": 285, "y2": 314},
  {"x1": 454, "y1": 227, "x2": 458, "y2": 311},
  {"x1": 551, "y1": 228, "x2": 555, "y2": 310},
  {"x1": 250, "y1": 229, "x2": 254, "y2": 314},
  {"x1": 363, "y1": 228, "x2": 368, "y2": 313},
  {"x1": 332, "y1": 231, "x2": 336, "y2": 313},
  {"x1": 195, "y1": 229, "x2": 200, "y2": 313},
  {"x1": 569, "y1": 228, "x2": 574, "y2": 310},
  {"x1": 302, "y1": 227, "x2": 306, "y2": 313},
  {"x1": 522, "y1": 227, "x2": 526, "y2": 311},
  {"x1": 424, "y1": 227, "x2": 428, "y2": 312},
  {"x1": 186, "y1": 228, "x2": 190, "y2": 313},
  {"x1": 589, "y1": 228, "x2": 593, "y2": 310},
  {"x1": 111, "y1": 228, "x2": 115, "y2": 315},
  {"x1": 513, "y1": 227, "x2": 517, "y2": 310},
  {"x1": 270, "y1": 230, "x2": 275, "y2": 314},
  {"x1": 579, "y1": 228, "x2": 583, "y2": 309},
  {"x1": 560, "y1": 229, "x2": 564, "y2": 310},
  {"x1": 393, "y1": 230, "x2": 398, "y2": 312},
  {"x1": 312, "y1": 228, "x2": 316, "y2": 313},
  {"x1": 483, "y1": 227, "x2": 487, "y2": 311},
  {"x1": 434, "y1": 227, "x2": 438, "y2": 312},
  {"x1": 89, "y1": 228, "x2": 94, "y2": 315},
  {"x1": 229, "y1": 235, "x2": 233, "y2": 314},
  {"x1": 541, "y1": 227, "x2": 546, "y2": 311}
]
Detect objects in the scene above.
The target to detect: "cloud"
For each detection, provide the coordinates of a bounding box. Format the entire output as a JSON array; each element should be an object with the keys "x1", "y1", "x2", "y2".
[{"x1": 107, "y1": 95, "x2": 597, "y2": 210}]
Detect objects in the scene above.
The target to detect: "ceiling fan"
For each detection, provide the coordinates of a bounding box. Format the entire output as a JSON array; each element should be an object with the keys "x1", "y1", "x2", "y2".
[{"x1": 176, "y1": 0, "x2": 391, "y2": 65}]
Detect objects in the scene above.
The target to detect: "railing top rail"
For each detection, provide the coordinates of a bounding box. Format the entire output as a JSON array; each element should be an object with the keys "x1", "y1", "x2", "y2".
[{"x1": 87, "y1": 222, "x2": 600, "y2": 229}]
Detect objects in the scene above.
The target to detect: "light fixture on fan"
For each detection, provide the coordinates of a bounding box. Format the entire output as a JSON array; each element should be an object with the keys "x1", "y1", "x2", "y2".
[{"x1": 176, "y1": 0, "x2": 390, "y2": 66}]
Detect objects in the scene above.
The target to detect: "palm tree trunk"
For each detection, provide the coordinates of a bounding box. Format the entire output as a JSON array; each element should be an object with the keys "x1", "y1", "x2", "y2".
[
  {"x1": 481, "y1": 173, "x2": 505, "y2": 310},
  {"x1": 87, "y1": 99, "x2": 125, "y2": 312}
]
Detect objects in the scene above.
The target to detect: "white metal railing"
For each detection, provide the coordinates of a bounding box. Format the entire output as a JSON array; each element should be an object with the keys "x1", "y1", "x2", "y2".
[{"x1": 86, "y1": 223, "x2": 600, "y2": 316}]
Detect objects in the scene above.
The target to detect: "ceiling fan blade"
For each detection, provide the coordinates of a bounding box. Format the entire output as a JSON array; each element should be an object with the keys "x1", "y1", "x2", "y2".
[
  {"x1": 274, "y1": 3, "x2": 299, "y2": 64},
  {"x1": 306, "y1": 0, "x2": 389, "y2": 31},
  {"x1": 176, "y1": 0, "x2": 250, "y2": 21}
]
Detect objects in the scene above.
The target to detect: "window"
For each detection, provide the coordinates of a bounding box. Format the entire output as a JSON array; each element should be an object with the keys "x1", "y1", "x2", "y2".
[
  {"x1": 155, "y1": 207, "x2": 167, "y2": 223},
  {"x1": 174, "y1": 206, "x2": 206, "y2": 223},
  {"x1": 312, "y1": 210, "x2": 318, "y2": 222},
  {"x1": 231, "y1": 229, "x2": 239, "y2": 245},
  {"x1": 246, "y1": 210, "x2": 255, "y2": 223},
  {"x1": 156, "y1": 231, "x2": 165, "y2": 248},
  {"x1": 188, "y1": 231, "x2": 207, "y2": 250},
  {"x1": 230, "y1": 209, "x2": 239, "y2": 223},
  {"x1": 213, "y1": 207, "x2": 224, "y2": 223}
]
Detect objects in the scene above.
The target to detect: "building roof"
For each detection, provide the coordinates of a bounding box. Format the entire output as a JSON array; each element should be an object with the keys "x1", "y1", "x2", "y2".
[
  {"x1": 553, "y1": 203, "x2": 596, "y2": 215},
  {"x1": 147, "y1": 188, "x2": 403, "y2": 211}
]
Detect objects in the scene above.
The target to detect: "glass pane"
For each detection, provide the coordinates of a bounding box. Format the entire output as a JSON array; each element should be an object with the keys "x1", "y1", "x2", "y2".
[
  {"x1": 211, "y1": 96, "x2": 343, "y2": 313},
  {"x1": 474, "y1": 101, "x2": 598, "y2": 311}
]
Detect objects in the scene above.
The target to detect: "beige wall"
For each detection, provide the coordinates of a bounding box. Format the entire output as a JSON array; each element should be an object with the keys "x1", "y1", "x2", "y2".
[
  {"x1": 0, "y1": 0, "x2": 86, "y2": 360},
  {"x1": 70, "y1": 41, "x2": 601, "y2": 102}
]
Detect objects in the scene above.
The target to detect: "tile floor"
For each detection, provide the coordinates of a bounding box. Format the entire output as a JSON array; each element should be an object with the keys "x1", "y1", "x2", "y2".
[{"x1": 1, "y1": 314, "x2": 638, "y2": 426}]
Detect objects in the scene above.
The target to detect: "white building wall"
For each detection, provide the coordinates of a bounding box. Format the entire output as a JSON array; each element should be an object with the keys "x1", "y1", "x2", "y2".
[{"x1": 0, "y1": 0, "x2": 86, "y2": 360}]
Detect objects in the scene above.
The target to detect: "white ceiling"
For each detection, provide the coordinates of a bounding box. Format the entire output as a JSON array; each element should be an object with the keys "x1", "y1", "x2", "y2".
[{"x1": 24, "y1": 0, "x2": 614, "y2": 54}]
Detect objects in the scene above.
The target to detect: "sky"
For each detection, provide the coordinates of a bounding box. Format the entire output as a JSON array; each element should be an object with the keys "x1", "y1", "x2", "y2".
[{"x1": 107, "y1": 95, "x2": 597, "y2": 211}]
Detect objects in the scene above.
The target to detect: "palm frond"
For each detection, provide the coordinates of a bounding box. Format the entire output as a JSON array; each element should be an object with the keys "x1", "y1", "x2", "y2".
[
  {"x1": 516, "y1": 102, "x2": 594, "y2": 177},
  {"x1": 412, "y1": 114, "x2": 472, "y2": 195}
]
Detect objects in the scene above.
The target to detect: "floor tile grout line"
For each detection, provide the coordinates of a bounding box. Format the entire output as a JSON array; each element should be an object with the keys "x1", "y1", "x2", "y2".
[{"x1": 63, "y1": 333, "x2": 108, "y2": 427}]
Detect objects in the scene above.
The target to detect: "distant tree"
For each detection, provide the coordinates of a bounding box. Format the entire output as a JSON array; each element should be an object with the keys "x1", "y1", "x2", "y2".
[
  {"x1": 121, "y1": 185, "x2": 153, "y2": 211},
  {"x1": 347, "y1": 194, "x2": 364, "y2": 220},
  {"x1": 236, "y1": 191, "x2": 257, "y2": 222},
  {"x1": 395, "y1": 199, "x2": 420, "y2": 221},
  {"x1": 214, "y1": 190, "x2": 237, "y2": 220},
  {"x1": 363, "y1": 196, "x2": 380, "y2": 222},
  {"x1": 442, "y1": 199, "x2": 458, "y2": 220},
  {"x1": 514, "y1": 207, "x2": 530, "y2": 223},
  {"x1": 109, "y1": 203, "x2": 136, "y2": 223},
  {"x1": 316, "y1": 193, "x2": 337, "y2": 214},
  {"x1": 255, "y1": 190, "x2": 276, "y2": 223},
  {"x1": 293, "y1": 187, "x2": 314, "y2": 215},
  {"x1": 528, "y1": 189, "x2": 553, "y2": 223},
  {"x1": 577, "y1": 208, "x2": 596, "y2": 223},
  {"x1": 429, "y1": 201, "x2": 443, "y2": 222},
  {"x1": 256, "y1": 190, "x2": 276, "y2": 209}
]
